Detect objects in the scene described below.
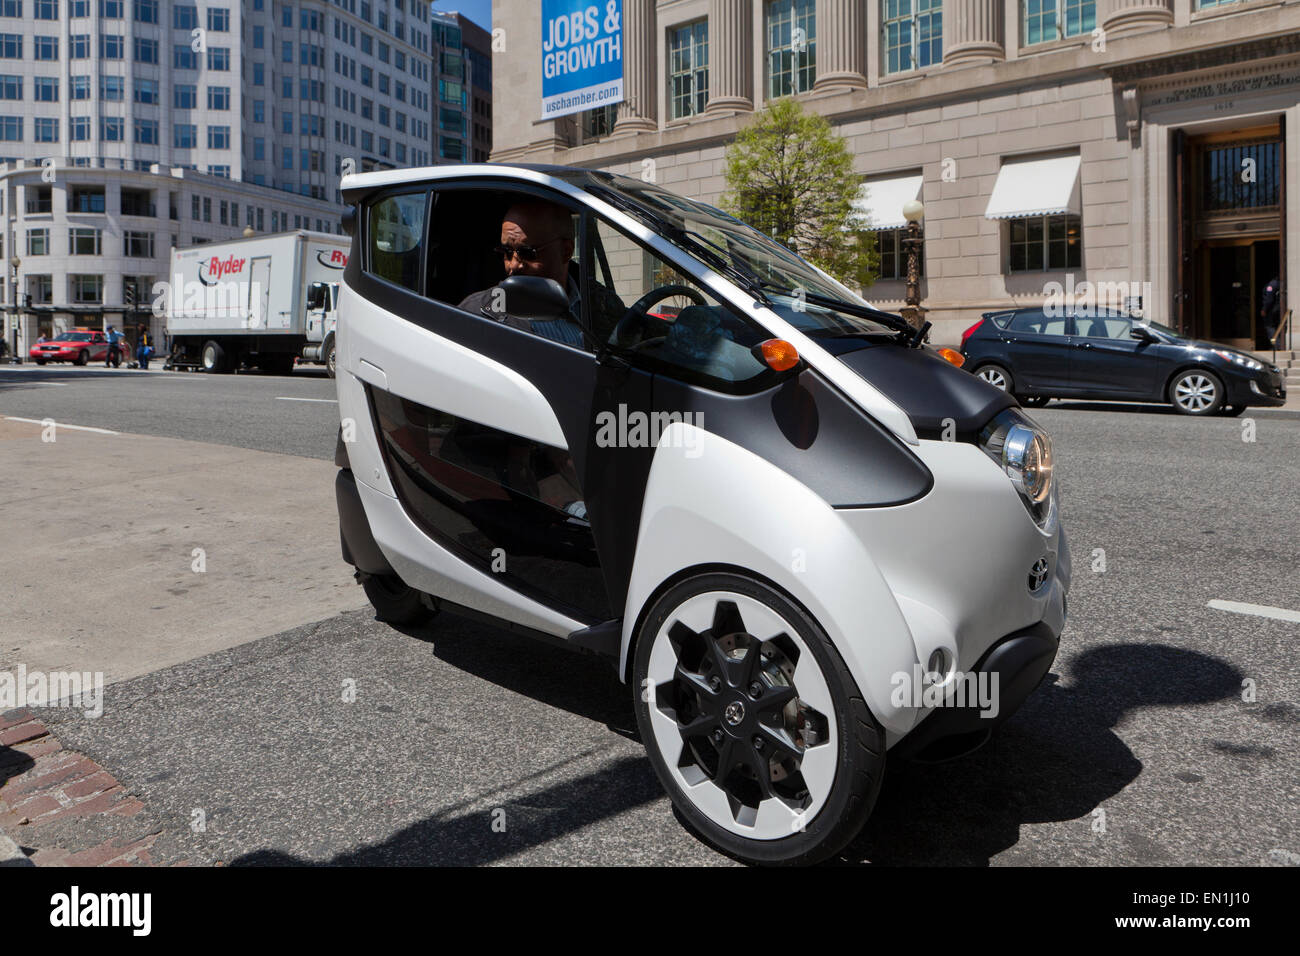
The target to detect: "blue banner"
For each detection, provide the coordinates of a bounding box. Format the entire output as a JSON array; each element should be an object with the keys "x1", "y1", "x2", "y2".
[{"x1": 540, "y1": 0, "x2": 624, "y2": 120}]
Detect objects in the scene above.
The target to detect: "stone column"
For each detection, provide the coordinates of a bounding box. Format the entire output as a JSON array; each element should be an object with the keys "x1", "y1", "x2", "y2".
[
  {"x1": 614, "y1": 0, "x2": 658, "y2": 133},
  {"x1": 706, "y1": 0, "x2": 754, "y2": 113},
  {"x1": 813, "y1": 0, "x2": 867, "y2": 91},
  {"x1": 943, "y1": 0, "x2": 1005, "y2": 68},
  {"x1": 1100, "y1": 0, "x2": 1175, "y2": 39}
]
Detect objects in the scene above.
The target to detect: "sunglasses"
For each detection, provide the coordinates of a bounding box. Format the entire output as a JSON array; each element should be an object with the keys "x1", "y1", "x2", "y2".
[{"x1": 494, "y1": 236, "x2": 567, "y2": 262}]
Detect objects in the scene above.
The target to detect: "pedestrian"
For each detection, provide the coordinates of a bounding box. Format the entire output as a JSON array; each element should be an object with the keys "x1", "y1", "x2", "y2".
[
  {"x1": 136, "y1": 323, "x2": 152, "y2": 370},
  {"x1": 1260, "y1": 275, "x2": 1281, "y2": 347},
  {"x1": 36, "y1": 333, "x2": 47, "y2": 345},
  {"x1": 105, "y1": 325, "x2": 122, "y2": 368}
]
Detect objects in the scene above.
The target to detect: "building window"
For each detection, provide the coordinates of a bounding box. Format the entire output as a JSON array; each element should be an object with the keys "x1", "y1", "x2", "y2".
[
  {"x1": 100, "y1": 34, "x2": 125, "y2": 59},
  {"x1": 0, "y1": 33, "x2": 20, "y2": 58},
  {"x1": 208, "y1": 126, "x2": 230, "y2": 149},
  {"x1": 1008, "y1": 214, "x2": 1081, "y2": 272},
  {"x1": 0, "y1": 74, "x2": 18, "y2": 99},
  {"x1": 134, "y1": 78, "x2": 158, "y2": 104},
  {"x1": 874, "y1": 228, "x2": 925, "y2": 280},
  {"x1": 766, "y1": 0, "x2": 816, "y2": 97},
  {"x1": 202, "y1": 197, "x2": 211, "y2": 222},
  {"x1": 31, "y1": 275, "x2": 53, "y2": 304},
  {"x1": 1201, "y1": 140, "x2": 1280, "y2": 212},
  {"x1": 207, "y1": 86, "x2": 230, "y2": 110},
  {"x1": 174, "y1": 45, "x2": 197, "y2": 69},
  {"x1": 1023, "y1": 0, "x2": 1096, "y2": 45},
  {"x1": 668, "y1": 20, "x2": 709, "y2": 119},
  {"x1": 174, "y1": 84, "x2": 196, "y2": 109},
  {"x1": 34, "y1": 77, "x2": 58, "y2": 101},
  {"x1": 27, "y1": 228, "x2": 50, "y2": 255},
  {"x1": 0, "y1": 115, "x2": 21, "y2": 140},
  {"x1": 134, "y1": 118, "x2": 159, "y2": 145},
  {"x1": 34, "y1": 117, "x2": 58, "y2": 142},
  {"x1": 207, "y1": 6, "x2": 229, "y2": 30},
  {"x1": 69, "y1": 116, "x2": 90, "y2": 140},
  {"x1": 70, "y1": 76, "x2": 90, "y2": 99},
  {"x1": 173, "y1": 4, "x2": 196, "y2": 28},
  {"x1": 883, "y1": 0, "x2": 943, "y2": 75},
  {"x1": 34, "y1": 36, "x2": 57, "y2": 60},
  {"x1": 134, "y1": 36, "x2": 158, "y2": 63},
  {"x1": 124, "y1": 231, "x2": 154, "y2": 258},
  {"x1": 99, "y1": 0, "x2": 122, "y2": 15},
  {"x1": 100, "y1": 76, "x2": 124, "y2": 101},
  {"x1": 580, "y1": 104, "x2": 617, "y2": 142},
  {"x1": 207, "y1": 47, "x2": 230, "y2": 70},
  {"x1": 133, "y1": 0, "x2": 157, "y2": 23},
  {"x1": 174, "y1": 123, "x2": 196, "y2": 148},
  {"x1": 70, "y1": 274, "x2": 103, "y2": 303},
  {"x1": 35, "y1": 0, "x2": 57, "y2": 17},
  {"x1": 70, "y1": 186, "x2": 105, "y2": 212},
  {"x1": 69, "y1": 228, "x2": 103, "y2": 255}
]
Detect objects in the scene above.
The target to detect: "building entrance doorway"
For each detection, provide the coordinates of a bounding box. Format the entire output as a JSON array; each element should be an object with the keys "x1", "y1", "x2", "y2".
[{"x1": 1201, "y1": 239, "x2": 1279, "y2": 349}]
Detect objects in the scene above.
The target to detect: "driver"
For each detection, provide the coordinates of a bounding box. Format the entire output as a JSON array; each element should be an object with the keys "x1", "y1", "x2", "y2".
[{"x1": 458, "y1": 200, "x2": 624, "y2": 347}]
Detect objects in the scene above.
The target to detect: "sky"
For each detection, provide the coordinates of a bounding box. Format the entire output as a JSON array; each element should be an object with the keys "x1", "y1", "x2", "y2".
[{"x1": 430, "y1": 0, "x2": 492, "y2": 30}]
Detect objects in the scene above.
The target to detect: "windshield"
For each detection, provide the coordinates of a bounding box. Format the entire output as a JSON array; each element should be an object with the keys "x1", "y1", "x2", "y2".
[
  {"x1": 1142, "y1": 319, "x2": 1189, "y2": 341},
  {"x1": 55, "y1": 332, "x2": 92, "y2": 341},
  {"x1": 586, "y1": 175, "x2": 902, "y2": 339}
]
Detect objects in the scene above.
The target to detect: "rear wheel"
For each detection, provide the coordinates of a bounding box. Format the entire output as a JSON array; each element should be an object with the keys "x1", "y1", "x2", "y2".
[
  {"x1": 1169, "y1": 369, "x2": 1223, "y2": 416},
  {"x1": 74, "y1": 350, "x2": 88, "y2": 366},
  {"x1": 361, "y1": 573, "x2": 432, "y2": 625},
  {"x1": 633, "y1": 572, "x2": 884, "y2": 865},
  {"x1": 201, "y1": 340, "x2": 227, "y2": 374},
  {"x1": 323, "y1": 336, "x2": 337, "y2": 378},
  {"x1": 35, "y1": 358, "x2": 46, "y2": 366},
  {"x1": 975, "y1": 363, "x2": 1013, "y2": 392}
]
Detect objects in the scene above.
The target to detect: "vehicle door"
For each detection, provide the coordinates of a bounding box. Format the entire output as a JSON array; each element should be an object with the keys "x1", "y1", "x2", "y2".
[
  {"x1": 1068, "y1": 312, "x2": 1165, "y2": 398},
  {"x1": 343, "y1": 181, "x2": 630, "y2": 627},
  {"x1": 1000, "y1": 310, "x2": 1072, "y2": 390}
]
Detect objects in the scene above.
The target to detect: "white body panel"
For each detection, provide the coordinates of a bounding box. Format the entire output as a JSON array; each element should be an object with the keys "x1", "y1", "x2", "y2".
[{"x1": 166, "y1": 231, "x2": 348, "y2": 340}]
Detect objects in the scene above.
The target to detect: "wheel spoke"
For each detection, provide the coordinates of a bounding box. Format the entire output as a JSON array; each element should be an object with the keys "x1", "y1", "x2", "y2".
[
  {"x1": 758, "y1": 724, "x2": 803, "y2": 764},
  {"x1": 713, "y1": 735, "x2": 741, "y2": 784},
  {"x1": 676, "y1": 663, "x2": 718, "y2": 700},
  {"x1": 798, "y1": 739, "x2": 837, "y2": 804},
  {"x1": 745, "y1": 748, "x2": 776, "y2": 800},
  {"x1": 754, "y1": 683, "x2": 797, "y2": 714},
  {"x1": 677, "y1": 712, "x2": 716, "y2": 738}
]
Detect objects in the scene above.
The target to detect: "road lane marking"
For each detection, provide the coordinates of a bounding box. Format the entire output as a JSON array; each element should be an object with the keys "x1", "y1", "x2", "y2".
[
  {"x1": 275, "y1": 397, "x2": 338, "y2": 403},
  {"x1": 1207, "y1": 600, "x2": 1300, "y2": 624},
  {"x1": 4, "y1": 416, "x2": 119, "y2": 435}
]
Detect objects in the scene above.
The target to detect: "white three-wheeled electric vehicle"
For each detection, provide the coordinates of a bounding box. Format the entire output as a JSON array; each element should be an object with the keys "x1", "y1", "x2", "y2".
[{"x1": 333, "y1": 165, "x2": 1070, "y2": 865}]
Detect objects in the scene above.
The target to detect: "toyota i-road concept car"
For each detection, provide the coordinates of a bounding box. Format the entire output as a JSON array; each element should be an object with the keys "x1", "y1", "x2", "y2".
[{"x1": 333, "y1": 165, "x2": 1070, "y2": 865}]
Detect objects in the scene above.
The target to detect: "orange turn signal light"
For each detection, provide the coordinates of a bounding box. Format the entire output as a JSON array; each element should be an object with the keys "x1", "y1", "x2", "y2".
[
  {"x1": 937, "y1": 347, "x2": 965, "y2": 368},
  {"x1": 760, "y1": 339, "x2": 800, "y2": 372}
]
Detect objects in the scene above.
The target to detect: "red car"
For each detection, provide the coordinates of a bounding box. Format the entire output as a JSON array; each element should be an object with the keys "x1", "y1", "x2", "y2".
[{"x1": 30, "y1": 329, "x2": 125, "y2": 366}]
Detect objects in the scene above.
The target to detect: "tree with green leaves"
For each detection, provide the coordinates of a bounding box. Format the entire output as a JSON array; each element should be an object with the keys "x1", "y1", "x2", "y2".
[{"x1": 722, "y1": 98, "x2": 878, "y2": 291}]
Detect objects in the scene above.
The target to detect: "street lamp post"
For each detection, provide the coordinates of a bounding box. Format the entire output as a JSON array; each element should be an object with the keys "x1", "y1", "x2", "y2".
[
  {"x1": 8, "y1": 254, "x2": 20, "y2": 364},
  {"x1": 900, "y1": 200, "x2": 925, "y2": 330}
]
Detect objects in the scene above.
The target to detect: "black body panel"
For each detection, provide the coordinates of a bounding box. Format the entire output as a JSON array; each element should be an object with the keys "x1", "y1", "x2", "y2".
[{"x1": 832, "y1": 342, "x2": 1017, "y2": 440}]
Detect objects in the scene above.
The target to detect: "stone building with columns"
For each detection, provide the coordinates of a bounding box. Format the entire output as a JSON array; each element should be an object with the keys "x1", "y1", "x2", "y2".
[{"x1": 492, "y1": 0, "x2": 1300, "y2": 348}]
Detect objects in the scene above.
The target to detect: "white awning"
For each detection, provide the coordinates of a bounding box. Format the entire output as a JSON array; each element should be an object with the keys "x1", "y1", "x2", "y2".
[
  {"x1": 850, "y1": 173, "x2": 924, "y2": 230},
  {"x1": 984, "y1": 154, "x2": 1082, "y2": 220}
]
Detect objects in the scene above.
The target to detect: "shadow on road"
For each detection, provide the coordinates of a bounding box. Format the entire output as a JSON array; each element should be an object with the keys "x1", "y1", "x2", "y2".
[
  {"x1": 0, "y1": 744, "x2": 35, "y2": 787},
  {"x1": 842, "y1": 643, "x2": 1243, "y2": 865},
  {"x1": 232, "y1": 753, "x2": 663, "y2": 866}
]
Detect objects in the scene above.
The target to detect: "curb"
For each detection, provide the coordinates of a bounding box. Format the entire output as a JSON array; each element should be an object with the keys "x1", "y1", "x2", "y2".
[{"x1": 0, "y1": 829, "x2": 33, "y2": 867}]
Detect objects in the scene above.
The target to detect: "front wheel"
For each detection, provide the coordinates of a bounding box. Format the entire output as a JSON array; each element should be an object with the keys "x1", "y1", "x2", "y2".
[
  {"x1": 633, "y1": 572, "x2": 884, "y2": 865},
  {"x1": 201, "y1": 340, "x2": 227, "y2": 374},
  {"x1": 323, "y1": 336, "x2": 337, "y2": 378},
  {"x1": 75, "y1": 350, "x2": 88, "y2": 366},
  {"x1": 361, "y1": 573, "x2": 433, "y2": 625},
  {"x1": 1169, "y1": 369, "x2": 1224, "y2": 415}
]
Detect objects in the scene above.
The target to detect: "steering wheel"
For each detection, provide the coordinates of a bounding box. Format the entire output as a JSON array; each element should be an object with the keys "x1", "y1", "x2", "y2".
[{"x1": 608, "y1": 284, "x2": 707, "y2": 350}]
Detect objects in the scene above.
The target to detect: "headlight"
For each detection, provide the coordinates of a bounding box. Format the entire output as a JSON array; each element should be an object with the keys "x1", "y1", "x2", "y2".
[
  {"x1": 979, "y1": 409, "x2": 1057, "y2": 530},
  {"x1": 1212, "y1": 349, "x2": 1263, "y2": 371}
]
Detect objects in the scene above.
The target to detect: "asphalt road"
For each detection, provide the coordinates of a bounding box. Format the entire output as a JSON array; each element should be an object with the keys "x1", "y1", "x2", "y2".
[{"x1": 5, "y1": 366, "x2": 1299, "y2": 865}]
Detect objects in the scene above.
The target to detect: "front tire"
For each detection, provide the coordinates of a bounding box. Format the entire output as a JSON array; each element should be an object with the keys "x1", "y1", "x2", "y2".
[
  {"x1": 1169, "y1": 369, "x2": 1224, "y2": 415},
  {"x1": 361, "y1": 573, "x2": 432, "y2": 625},
  {"x1": 323, "y1": 335, "x2": 337, "y2": 378},
  {"x1": 633, "y1": 572, "x2": 884, "y2": 865},
  {"x1": 975, "y1": 363, "x2": 1013, "y2": 392},
  {"x1": 75, "y1": 350, "x2": 88, "y2": 366}
]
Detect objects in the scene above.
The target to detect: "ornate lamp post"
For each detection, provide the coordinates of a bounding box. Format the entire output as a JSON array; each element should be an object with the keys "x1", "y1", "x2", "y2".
[
  {"x1": 8, "y1": 254, "x2": 20, "y2": 363},
  {"x1": 900, "y1": 200, "x2": 925, "y2": 330}
]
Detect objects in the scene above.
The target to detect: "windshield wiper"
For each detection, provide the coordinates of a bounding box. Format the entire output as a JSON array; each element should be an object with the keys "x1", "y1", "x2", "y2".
[{"x1": 755, "y1": 282, "x2": 918, "y2": 343}]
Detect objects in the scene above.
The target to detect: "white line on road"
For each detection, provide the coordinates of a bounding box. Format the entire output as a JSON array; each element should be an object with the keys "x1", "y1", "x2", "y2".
[
  {"x1": 1207, "y1": 600, "x2": 1300, "y2": 624},
  {"x1": 275, "y1": 396, "x2": 338, "y2": 403},
  {"x1": 4, "y1": 416, "x2": 119, "y2": 435}
]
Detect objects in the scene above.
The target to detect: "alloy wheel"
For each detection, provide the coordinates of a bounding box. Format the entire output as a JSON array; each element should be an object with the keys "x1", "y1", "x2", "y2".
[
  {"x1": 1174, "y1": 373, "x2": 1217, "y2": 412},
  {"x1": 977, "y1": 367, "x2": 1008, "y2": 390},
  {"x1": 644, "y1": 591, "x2": 837, "y2": 839}
]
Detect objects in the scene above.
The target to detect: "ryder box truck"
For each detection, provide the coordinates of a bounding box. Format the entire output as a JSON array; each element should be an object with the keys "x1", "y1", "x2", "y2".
[{"x1": 164, "y1": 230, "x2": 349, "y2": 376}]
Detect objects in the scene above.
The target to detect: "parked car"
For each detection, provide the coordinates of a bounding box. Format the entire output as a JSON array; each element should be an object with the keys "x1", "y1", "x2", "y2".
[
  {"x1": 960, "y1": 308, "x2": 1287, "y2": 416},
  {"x1": 333, "y1": 164, "x2": 1069, "y2": 865},
  {"x1": 29, "y1": 329, "x2": 125, "y2": 366}
]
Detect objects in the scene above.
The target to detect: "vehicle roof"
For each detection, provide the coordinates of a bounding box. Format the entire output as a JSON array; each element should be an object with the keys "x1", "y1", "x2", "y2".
[{"x1": 339, "y1": 163, "x2": 622, "y2": 201}]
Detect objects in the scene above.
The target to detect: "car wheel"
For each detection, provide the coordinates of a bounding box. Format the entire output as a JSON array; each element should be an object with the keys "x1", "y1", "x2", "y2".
[
  {"x1": 1169, "y1": 370, "x2": 1224, "y2": 415},
  {"x1": 323, "y1": 336, "x2": 337, "y2": 379},
  {"x1": 1221, "y1": 405, "x2": 1247, "y2": 418},
  {"x1": 975, "y1": 363, "x2": 1013, "y2": 392},
  {"x1": 75, "y1": 350, "x2": 88, "y2": 366},
  {"x1": 35, "y1": 358, "x2": 46, "y2": 366},
  {"x1": 201, "y1": 340, "x2": 226, "y2": 373},
  {"x1": 1019, "y1": 395, "x2": 1050, "y2": 408},
  {"x1": 633, "y1": 572, "x2": 885, "y2": 865},
  {"x1": 361, "y1": 573, "x2": 432, "y2": 625}
]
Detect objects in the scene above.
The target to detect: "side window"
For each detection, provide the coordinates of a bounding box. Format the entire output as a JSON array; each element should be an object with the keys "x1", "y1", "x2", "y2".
[
  {"x1": 1008, "y1": 311, "x2": 1067, "y2": 337},
  {"x1": 587, "y1": 217, "x2": 769, "y2": 390},
  {"x1": 366, "y1": 190, "x2": 426, "y2": 292},
  {"x1": 1076, "y1": 314, "x2": 1131, "y2": 339}
]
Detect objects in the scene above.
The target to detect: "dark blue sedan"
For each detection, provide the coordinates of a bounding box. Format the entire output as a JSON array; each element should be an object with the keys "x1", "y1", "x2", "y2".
[{"x1": 959, "y1": 308, "x2": 1287, "y2": 416}]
